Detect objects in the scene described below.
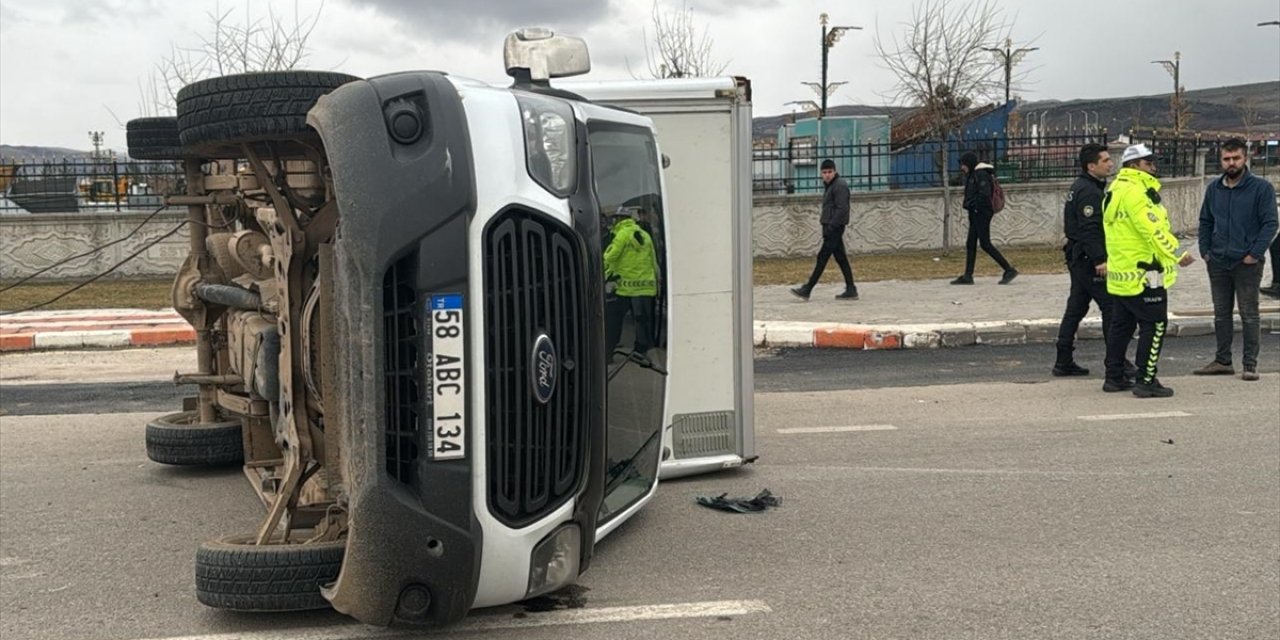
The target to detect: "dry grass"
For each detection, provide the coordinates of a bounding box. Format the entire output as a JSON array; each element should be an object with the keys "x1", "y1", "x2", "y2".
[
  {"x1": 755, "y1": 245, "x2": 1068, "y2": 286},
  {"x1": 1, "y1": 246, "x2": 1069, "y2": 311},
  {"x1": 0, "y1": 278, "x2": 174, "y2": 313}
]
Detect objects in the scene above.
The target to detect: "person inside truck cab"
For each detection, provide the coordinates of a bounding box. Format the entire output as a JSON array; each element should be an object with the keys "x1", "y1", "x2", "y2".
[{"x1": 603, "y1": 207, "x2": 659, "y2": 359}]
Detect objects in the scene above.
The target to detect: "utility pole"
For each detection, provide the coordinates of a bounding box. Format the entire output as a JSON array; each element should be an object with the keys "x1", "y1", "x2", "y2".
[
  {"x1": 982, "y1": 37, "x2": 1038, "y2": 105},
  {"x1": 1151, "y1": 51, "x2": 1186, "y2": 136},
  {"x1": 88, "y1": 131, "x2": 105, "y2": 162}
]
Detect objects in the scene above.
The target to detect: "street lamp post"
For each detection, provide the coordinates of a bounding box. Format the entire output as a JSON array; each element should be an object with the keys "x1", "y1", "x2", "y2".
[
  {"x1": 1151, "y1": 51, "x2": 1184, "y2": 136},
  {"x1": 817, "y1": 13, "x2": 861, "y2": 118},
  {"x1": 982, "y1": 38, "x2": 1039, "y2": 105}
]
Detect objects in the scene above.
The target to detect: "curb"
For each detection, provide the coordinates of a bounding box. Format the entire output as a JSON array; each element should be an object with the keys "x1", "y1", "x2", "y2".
[
  {"x1": 0, "y1": 310, "x2": 194, "y2": 352},
  {"x1": 754, "y1": 313, "x2": 1280, "y2": 350},
  {"x1": 3, "y1": 310, "x2": 1278, "y2": 353},
  {"x1": 0, "y1": 327, "x2": 196, "y2": 352}
]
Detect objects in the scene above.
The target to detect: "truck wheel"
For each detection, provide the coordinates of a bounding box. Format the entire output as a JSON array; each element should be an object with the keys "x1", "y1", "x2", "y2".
[
  {"x1": 145, "y1": 411, "x2": 243, "y2": 466},
  {"x1": 126, "y1": 117, "x2": 186, "y2": 160},
  {"x1": 176, "y1": 71, "x2": 360, "y2": 156},
  {"x1": 195, "y1": 534, "x2": 345, "y2": 612}
]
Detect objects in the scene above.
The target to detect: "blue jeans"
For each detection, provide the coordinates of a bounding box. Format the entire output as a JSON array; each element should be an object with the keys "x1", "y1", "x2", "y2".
[{"x1": 1206, "y1": 257, "x2": 1264, "y2": 370}]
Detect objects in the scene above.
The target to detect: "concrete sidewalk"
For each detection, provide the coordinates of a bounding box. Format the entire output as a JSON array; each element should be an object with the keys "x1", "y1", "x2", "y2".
[
  {"x1": 756, "y1": 258, "x2": 1280, "y2": 349},
  {"x1": 3, "y1": 250, "x2": 1278, "y2": 353}
]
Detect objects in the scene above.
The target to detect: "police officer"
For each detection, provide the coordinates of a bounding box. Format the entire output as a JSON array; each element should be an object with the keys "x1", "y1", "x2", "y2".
[
  {"x1": 1053, "y1": 145, "x2": 1137, "y2": 378},
  {"x1": 1101, "y1": 144, "x2": 1196, "y2": 398},
  {"x1": 603, "y1": 208, "x2": 660, "y2": 357}
]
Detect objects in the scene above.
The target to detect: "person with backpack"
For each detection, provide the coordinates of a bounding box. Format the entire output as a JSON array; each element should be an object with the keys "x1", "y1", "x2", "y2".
[{"x1": 952, "y1": 151, "x2": 1018, "y2": 285}]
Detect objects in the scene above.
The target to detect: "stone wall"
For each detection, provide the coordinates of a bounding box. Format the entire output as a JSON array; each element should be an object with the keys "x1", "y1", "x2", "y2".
[{"x1": 1, "y1": 210, "x2": 190, "y2": 281}]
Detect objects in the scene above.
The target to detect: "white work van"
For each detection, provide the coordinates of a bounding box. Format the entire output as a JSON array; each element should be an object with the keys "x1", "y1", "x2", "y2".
[{"x1": 128, "y1": 28, "x2": 753, "y2": 628}]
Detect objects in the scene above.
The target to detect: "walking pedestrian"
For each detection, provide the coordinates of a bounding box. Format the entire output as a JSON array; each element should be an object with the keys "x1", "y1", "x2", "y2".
[
  {"x1": 791, "y1": 159, "x2": 858, "y2": 301},
  {"x1": 1101, "y1": 144, "x2": 1195, "y2": 398},
  {"x1": 1192, "y1": 138, "x2": 1279, "y2": 381},
  {"x1": 951, "y1": 152, "x2": 1017, "y2": 285},
  {"x1": 1053, "y1": 144, "x2": 1134, "y2": 378}
]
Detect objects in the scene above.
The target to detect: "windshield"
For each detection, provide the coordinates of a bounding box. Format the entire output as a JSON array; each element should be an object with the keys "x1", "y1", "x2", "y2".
[{"x1": 590, "y1": 122, "x2": 668, "y2": 523}]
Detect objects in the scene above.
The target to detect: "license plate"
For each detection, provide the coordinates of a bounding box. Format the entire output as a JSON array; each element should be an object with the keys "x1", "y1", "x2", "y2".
[{"x1": 427, "y1": 294, "x2": 465, "y2": 460}]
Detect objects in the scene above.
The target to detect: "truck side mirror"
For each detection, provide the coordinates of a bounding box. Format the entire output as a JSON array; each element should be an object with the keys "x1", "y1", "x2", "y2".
[{"x1": 504, "y1": 28, "x2": 591, "y2": 82}]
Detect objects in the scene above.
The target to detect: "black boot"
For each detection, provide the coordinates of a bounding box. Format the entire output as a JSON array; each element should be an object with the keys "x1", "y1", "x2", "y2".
[
  {"x1": 1052, "y1": 362, "x2": 1090, "y2": 377},
  {"x1": 950, "y1": 274, "x2": 974, "y2": 285},
  {"x1": 1102, "y1": 377, "x2": 1135, "y2": 392},
  {"x1": 835, "y1": 286, "x2": 859, "y2": 300},
  {"x1": 789, "y1": 285, "x2": 812, "y2": 301},
  {"x1": 1133, "y1": 378, "x2": 1174, "y2": 398}
]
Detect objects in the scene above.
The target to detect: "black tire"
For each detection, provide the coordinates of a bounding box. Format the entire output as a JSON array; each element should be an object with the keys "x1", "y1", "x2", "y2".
[
  {"x1": 176, "y1": 71, "x2": 360, "y2": 155},
  {"x1": 196, "y1": 534, "x2": 345, "y2": 612},
  {"x1": 126, "y1": 117, "x2": 186, "y2": 160},
  {"x1": 145, "y1": 410, "x2": 243, "y2": 466}
]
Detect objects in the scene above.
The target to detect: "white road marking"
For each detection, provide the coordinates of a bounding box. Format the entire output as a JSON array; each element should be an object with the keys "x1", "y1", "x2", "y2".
[
  {"x1": 132, "y1": 600, "x2": 772, "y2": 640},
  {"x1": 777, "y1": 424, "x2": 897, "y2": 434},
  {"x1": 1077, "y1": 411, "x2": 1193, "y2": 422}
]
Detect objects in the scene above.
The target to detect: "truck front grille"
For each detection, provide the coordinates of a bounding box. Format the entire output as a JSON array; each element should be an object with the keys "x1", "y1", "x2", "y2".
[
  {"x1": 484, "y1": 210, "x2": 587, "y2": 527},
  {"x1": 383, "y1": 253, "x2": 420, "y2": 483}
]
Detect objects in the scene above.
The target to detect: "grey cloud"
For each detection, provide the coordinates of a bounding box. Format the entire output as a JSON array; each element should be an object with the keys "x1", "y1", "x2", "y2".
[
  {"x1": 341, "y1": 0, "x2": 613, "y2": 41},
  {"x1": 685, "y1": 0, "x2": 779, "y2": 16},
  {"x1": 59, "y1": 0, "x2": 163, "y2": 26}
]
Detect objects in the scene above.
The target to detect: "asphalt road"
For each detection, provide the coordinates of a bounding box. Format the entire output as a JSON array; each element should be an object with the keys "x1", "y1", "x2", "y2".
[
  {"x1": 4, "y1": 336, "x2": 1276, "y2": 415},
  {"x1": 2, "y1": 344, "x2": 1278, "y2": 640}
]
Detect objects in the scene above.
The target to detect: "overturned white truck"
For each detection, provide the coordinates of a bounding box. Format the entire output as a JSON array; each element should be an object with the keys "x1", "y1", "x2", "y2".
[{"x1": 129, "y1": 28, "x2": 754, "y2": 627}]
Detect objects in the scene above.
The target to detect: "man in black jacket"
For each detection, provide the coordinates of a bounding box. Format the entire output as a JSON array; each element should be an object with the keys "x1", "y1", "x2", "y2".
[
  {"x1": 791, "y1": 159, "x2": 858, "y2": 300},
  {"x1": 1053, "y1": 144, "x2": 1134, "y2": 378},
  {"x1": 1193, "y1": 138, "x2": 1279, "y2": 381},
  {"x1": 951, "y1": 152, "x2": 1017, "y2": 285}
]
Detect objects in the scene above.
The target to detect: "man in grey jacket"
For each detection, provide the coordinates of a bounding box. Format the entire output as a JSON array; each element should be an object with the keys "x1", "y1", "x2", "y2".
[
  {"x1": 791, "y1": 159, "x2": 858, "y2": 300},
  {"x1": 1193, "y1": 138, "x2": 1279, "y2": 381}
]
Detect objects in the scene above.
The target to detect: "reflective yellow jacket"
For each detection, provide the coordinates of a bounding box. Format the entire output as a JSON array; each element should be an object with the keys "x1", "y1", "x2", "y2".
[
  {"x1": 603, "y1": 217, "x2": 658, "y2": 297},
  {"x1": 1102, "y1": 167, "x2": 1186, "y2": 296}
]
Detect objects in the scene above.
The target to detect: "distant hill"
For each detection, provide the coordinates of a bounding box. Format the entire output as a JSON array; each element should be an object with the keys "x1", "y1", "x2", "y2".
[
  {"x1": 0, "y1": 145, "x2": 132, "y2": 161},
  {"x1": 752, "y1": 104, "x2": 915, "y2": 140},
  {"x1": 753, "y1": 81, "x2": 1280, "y2": 141},
  {"x1": 1017, "y1": 81, "x2": 1280, "y2": 137},
  {"x1": 0, "y1": 145, "x2": 98, "y2": 159}
]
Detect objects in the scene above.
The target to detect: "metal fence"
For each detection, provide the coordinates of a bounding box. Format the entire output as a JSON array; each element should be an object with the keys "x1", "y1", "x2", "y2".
[
  {"x1": 0, "y1": 158, "x2": 183, "y2": 214},
  {"x1": 753, "y1": 132, "x2": 1277, "y2": 195}
]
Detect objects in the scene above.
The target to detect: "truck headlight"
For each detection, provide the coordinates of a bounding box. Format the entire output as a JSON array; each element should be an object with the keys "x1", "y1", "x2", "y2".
[
  {"x1": 516, "y1": 93, "x2": 576, "y2": 198},
  {"x1": 526, "y1": 524, "x2": 581, "y2": 598}
]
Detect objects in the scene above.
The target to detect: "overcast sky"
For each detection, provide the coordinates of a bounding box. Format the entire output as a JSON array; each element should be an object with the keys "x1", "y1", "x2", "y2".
[{"x1": 2, "y1": 0, "x2": 1278, "y2": 151}]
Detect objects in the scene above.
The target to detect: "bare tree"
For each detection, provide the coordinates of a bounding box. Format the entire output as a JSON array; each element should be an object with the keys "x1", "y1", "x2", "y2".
[
  {"x1": 874, "y1": 0, "x2": 1012, "y2": 250},
  {"x1": 137, "y1": 0, "x2": 325, "y2": 117},
  {"x1": 1236, "y1": 95, "x2": 1260, "y2": 136},
  {"x1": 1129, "y1": 102, "x2": 1145, "y2": 134},
  {"x1": 641, "y1": 0, "x2": 729, "y2": 79}
]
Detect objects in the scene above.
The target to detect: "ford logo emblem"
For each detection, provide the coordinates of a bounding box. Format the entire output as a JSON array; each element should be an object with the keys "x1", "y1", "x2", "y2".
[{"x1": 531, "y1": 333, "x2": 557, "y2": 404}]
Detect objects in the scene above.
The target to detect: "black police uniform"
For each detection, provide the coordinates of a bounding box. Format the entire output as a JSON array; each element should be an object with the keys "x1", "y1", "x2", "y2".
[{"x1": 1054, "y1": 172, "x2": 1114, "y2": 371}]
